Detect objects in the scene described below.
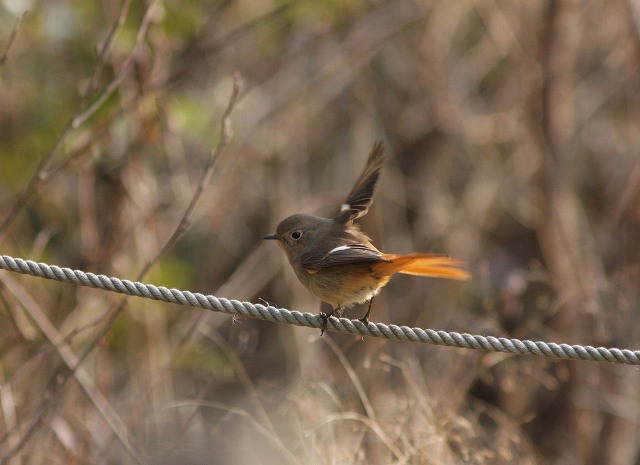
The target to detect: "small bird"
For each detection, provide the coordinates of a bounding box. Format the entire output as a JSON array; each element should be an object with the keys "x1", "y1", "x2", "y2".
[{"x1": 264, "y1": 142, "x2": 469, "y2": 334}]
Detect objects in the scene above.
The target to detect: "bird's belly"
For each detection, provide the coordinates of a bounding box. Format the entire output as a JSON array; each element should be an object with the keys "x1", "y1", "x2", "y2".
[{"x1": 308, "y1": 265, "x2": 390, "y2": 308}]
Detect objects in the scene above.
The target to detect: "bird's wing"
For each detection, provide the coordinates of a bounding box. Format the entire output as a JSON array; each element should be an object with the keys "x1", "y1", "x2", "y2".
[
  {"x1": 334, "y1": 141, "x2": 385, "y2": 224},
  {"x1": 301, "y1": 244, "x2": 389, "y2": 272}
]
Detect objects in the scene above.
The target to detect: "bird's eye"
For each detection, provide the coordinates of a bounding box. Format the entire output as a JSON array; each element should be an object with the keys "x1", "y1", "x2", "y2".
[{"x1": 291, "y1": 231, "x2": 302, "y2": 240}]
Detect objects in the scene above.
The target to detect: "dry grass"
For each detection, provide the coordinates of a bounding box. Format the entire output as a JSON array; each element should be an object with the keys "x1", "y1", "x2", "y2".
[{"x1": 1, "y1": 0, "x2": 639, "y2": 463}]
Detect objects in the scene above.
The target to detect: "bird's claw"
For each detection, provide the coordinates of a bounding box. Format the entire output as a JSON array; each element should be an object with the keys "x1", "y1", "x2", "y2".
[{"x1": 319, "y1": 312, "x2": 329, "y2": 336}]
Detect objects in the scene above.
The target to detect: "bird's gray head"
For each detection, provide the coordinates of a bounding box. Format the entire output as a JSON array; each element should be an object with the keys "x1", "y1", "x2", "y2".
[{"x1": 263, "y1": 214, "x2": 331, "y2": 255}]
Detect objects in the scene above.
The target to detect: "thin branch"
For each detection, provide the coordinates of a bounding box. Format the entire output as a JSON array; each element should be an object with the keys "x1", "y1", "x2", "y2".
[
  {"x1": 0, "y1": 275, "x2": 144, "y2": 464},
  {"x1": 322, "y1": 336, "x2": 377, "y2": 422},
  {"x1": 0, "y1": 402, "x2": 46, "y2": 465},
  {"x1": 71, "y1": 71, "x2": 242, "y2": 397},
  {"x1": 629, "y1": 0, "x2": 640, "y2": 58},
  {"x1": 163, "y1": 3, "x2": 291, "y2": 89},
  {"x1": 84, "y1": 0, "x2": 134, "y2": 97},
  {"x1": 597, "y1": 160, "x2": 640, "y2": 249},
  {"x1": 141, "y1": 72, "x2": 242, "y2": 275},
  {"x1": 13, "y1": 75, "x2": 243, "y2": 456},
  {"x1": 0, "y1": 121, "x2": 74, "y2": 244},
  {"x1": 0, "y1": 11, "x2": 27, "y2": 67},
  {"x1": 0, "y1": 1, "x2": 158, "y2": 243},
  {"x1": 0, "y1": 2, "x2": 275, "y2": 242},
  {"x1": 72, "y1": 0, "x2": 159, "y2": 129}
]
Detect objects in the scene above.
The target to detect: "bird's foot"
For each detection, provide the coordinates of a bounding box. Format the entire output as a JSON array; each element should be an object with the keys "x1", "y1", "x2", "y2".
[
  {"x1": 319, "y1": 312, "x2": 329, "y2": 336},
  {"x1": 319, "y1": 306, "x2": 340, "y2": 336},
  {"x1": 358, "y1": 317, "x2": 369, "y2": 341}
]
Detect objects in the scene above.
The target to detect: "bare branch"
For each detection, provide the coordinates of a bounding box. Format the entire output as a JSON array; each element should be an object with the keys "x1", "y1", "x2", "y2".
[
  {"x1": 0, "y1": 121, "x2": 75, "y2": 244},
  {"x1": 72, "y1": 0, "x2": 159, "y2": 129},
  {"x1": 16, "y1": 74, "x2": 247, "y2": 462},
  {"x1": 0, "y1": 2, "x2": 272, "y2": 243},
  {"x1": 0, "y1": 1, "x2": 158, "y2": 243},
  {"x1": 84, "y1": 0, "x2": 134, "y2": 97},
  {"x1": 0, "y1": 11, "x2": 27, "y2": 67},
  {"x1": 65, "y1": 71, "x2": 242, "y2": 414},
  {"x1": 139, "y1": 72, "x2": 243, "y2": 270},
  {"x1": 0, "y1": 275, "x2": 144, "y2": 464}
]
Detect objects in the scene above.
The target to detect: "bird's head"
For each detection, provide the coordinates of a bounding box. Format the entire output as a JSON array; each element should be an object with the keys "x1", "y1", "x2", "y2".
[{"x1": 263, "y1": 214, "x2": 330, "y2": 257}]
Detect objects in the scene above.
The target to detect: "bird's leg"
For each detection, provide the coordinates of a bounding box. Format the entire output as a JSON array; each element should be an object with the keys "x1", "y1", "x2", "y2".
[
  {"x1": 359, "y1": 297, "x2": 374, "y2": 325},
  {"x1": 319, "y1": 304, "x2": 338, "y2": 336}
]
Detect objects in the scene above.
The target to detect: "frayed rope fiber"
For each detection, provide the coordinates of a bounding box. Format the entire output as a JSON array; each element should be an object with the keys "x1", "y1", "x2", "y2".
[{"x1": 1, "y1": 255, "x2": 638, "y2": 365}]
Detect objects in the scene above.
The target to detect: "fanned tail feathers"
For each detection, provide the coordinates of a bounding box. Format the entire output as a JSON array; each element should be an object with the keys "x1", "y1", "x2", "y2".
[{"x1": 375, "y1": 253, "x2": 470, "y2": 281}]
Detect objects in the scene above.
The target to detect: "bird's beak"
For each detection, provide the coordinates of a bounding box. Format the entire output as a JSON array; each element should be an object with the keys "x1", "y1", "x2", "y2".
[{"x1": 263, "y1": 233, "x2": 278, "y2": 240}]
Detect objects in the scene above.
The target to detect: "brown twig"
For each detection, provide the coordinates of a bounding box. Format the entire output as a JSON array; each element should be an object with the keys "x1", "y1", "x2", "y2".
[
  {"x1": 0, "y1": 2, "x2": 281, "y2": 244},
  {"x1": 0, "y1": 1, "x2": 158, "y2": 243},
  {"x1": 322, "y1": 336, "x2": 377, "y2": 423},
  {"x1": 34, "y1": 72, "x2": 244, "y2": 460},
  {"x1": 0, "y1": 403, "x2": 46, "y2": 465},
  {"x1": 84, "y1": 0, "x2": 134, "y2": 98},
  {"x1": 0, "y1": 11, "x2": 27, "y2": 67},
  {"x1": 138, "y1": 72, "x2": 242, "y2": 278},
  {"x1": 163, "y1": 3, "x2": 291, "y2": 90},
  {"x1": 0, "y1": 120, "x2": 74, "y2": 244},
  {"x1": 35, "y1": 75, "x2": 244, "y2": 456},
  {"x1": 70, "y1": 71, "x2": 242, "y2": 392},
  {"x1": 0, "y1": 302, "x2": 111, "y2": 432},
  {"x1": 0, "y1": 274, "x2": 144, "y2": 464},
  {"x1": 72, "y1": 0, "x2": 159, "y2": 129}
]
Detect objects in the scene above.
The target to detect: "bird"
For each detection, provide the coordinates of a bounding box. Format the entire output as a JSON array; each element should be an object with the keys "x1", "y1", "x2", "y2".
[{"x1": 264, "y1": 141, "x2": 469, "y2": 334}]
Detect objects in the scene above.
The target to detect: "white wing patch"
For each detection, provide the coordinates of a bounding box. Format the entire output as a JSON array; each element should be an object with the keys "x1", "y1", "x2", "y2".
[
  {"x1": 340, "y1": 203, "x2": 351, "y2": 212},
  {"x1": 328, "y1": 245, "x2": 351, "y2": 254},
  {"x1": 307, "y1": 243, "x2": 387, "y2": 269}
]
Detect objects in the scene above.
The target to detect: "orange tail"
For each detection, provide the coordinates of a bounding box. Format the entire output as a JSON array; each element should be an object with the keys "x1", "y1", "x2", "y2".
[{"x1": 375, "y1": 253, "x2": 470, "y2": 281}]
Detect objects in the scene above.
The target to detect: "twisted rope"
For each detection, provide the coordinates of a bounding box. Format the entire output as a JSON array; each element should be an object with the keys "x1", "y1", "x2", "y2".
[{"x1": 0, "y1": 254, "x2": 638, "y2": 365}]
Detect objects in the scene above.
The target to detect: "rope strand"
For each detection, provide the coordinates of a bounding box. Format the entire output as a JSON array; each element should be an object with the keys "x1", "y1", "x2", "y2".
[{"x1": 1, "y1": 254, "x2": 638, "y2": 365}]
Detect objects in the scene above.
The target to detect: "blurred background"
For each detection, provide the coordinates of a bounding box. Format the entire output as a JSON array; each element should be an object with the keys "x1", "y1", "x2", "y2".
[{"x1": 1, "y1": 0, "x2": 640, "y2": 463}]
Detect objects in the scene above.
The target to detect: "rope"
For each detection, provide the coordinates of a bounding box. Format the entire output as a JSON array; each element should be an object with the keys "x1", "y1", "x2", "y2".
[{"x1": 0, "y1": 254, "x2": 638, "y2": 365}]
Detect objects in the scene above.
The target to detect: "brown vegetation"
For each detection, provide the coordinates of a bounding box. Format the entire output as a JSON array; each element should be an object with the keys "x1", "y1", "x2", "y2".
[{"x1": 0, "y1": 1, "x2": 639, "y2": 463}]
